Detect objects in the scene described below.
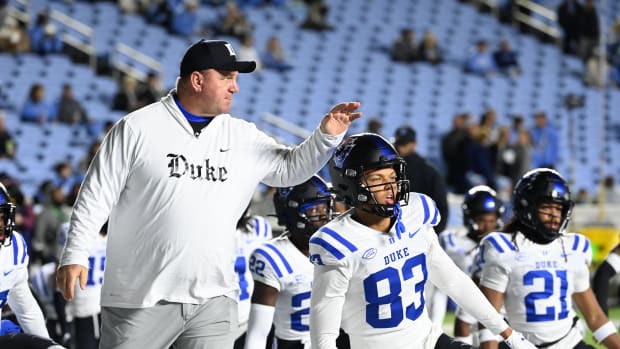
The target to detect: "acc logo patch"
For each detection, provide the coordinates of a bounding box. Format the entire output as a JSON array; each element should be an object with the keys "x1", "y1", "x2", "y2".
[
  {"x1": 333, "y1": 137, "x2": 357, "y2": 169},
  {"x1": 362, "y1": 248, "x2": 377, "y2": 260}
]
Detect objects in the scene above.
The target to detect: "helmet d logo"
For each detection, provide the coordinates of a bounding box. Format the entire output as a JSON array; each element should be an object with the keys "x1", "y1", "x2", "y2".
[{"x1": 334, "y1": 138, "x2": 356, "y2": 169}]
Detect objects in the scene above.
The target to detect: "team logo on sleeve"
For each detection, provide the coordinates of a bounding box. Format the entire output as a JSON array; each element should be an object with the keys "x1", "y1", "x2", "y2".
[
  {"x1": 333, "y1": 138, "x2": 357, "y2": 168},
  {"x1": 362, "y1": 248, "x2": 377, "y2": 260}
]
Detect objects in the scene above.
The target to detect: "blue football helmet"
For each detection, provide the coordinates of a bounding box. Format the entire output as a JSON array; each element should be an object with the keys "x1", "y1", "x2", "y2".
[
  {"x1": 462, "y1": 185, "x2": 505, "y2": 240},
  {"x1": 0, "y1": 183, "x2": 16, "y2": 245},
  {"x1": 328, "y1": 133, "x2": 410, "y2": 217},
  {"x1": 273, "y1": 175, "x2": 333, "y2": 238},
  {"x1": 513, "y1": 168, "x2": 573, "y2": 244}
]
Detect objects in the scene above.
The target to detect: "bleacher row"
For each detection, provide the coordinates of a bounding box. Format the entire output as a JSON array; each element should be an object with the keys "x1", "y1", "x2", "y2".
[{"x1": 0, "y1": 0, "x2": 619, "y2": 199}]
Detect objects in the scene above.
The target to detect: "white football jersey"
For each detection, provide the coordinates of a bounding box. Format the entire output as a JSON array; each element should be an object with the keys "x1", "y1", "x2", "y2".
[
  {"x1": 439, "y1": 228, "x2": 478, "y2": 275},
  {"x1": 0, "y1": 232, "x2": 48, "y2": 337},
  {"x1": 478, "y1": 231, "x2": 592, "y2": 346},
  {"x1": 30, "y1": 262, "x2": 58, "y2": 320},
  {"x1": 250, "y1": 236, "x2": 313, "y2": 342},
  {"x1": 309, "y1": 193, "x2": 509, "y2": 349},
  {"x1": 235, "y1": 215, "x2": 272, "y2": 327},
  {"x1": 58, "y1": 223, "x2": 107, "y2": 319}
]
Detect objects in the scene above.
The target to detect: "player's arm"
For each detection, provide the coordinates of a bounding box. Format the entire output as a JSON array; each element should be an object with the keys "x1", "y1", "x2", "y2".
[
  {"x1": 309, "y1": 264, "x2": 349, "y2": 349},
  {"x1": 573, "y1": 288, "x2": 620, "y2": 348},
  {"x1": 593, "y1": 245, "x2": 620, "y2": 315},
  {"x1": 244, "y1": 281, "x2": 278, "y2": 349},
  {"x1": 7, "y1": 269, "x2": 49, "y2": 339},
  {"x1": 478, "y1": 286, "x2": 505, "y2": 349}
]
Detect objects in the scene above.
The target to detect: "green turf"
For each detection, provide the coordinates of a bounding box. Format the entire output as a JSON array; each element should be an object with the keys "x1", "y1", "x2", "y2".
[{"x1": 441, "y1": 307, "x2": 620, "y2": 348}]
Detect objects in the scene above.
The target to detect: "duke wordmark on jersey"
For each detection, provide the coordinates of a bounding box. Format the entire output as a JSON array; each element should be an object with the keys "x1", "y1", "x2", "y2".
[{"x1": 166, "y1": 154, "x2": 228, "y2": 181}]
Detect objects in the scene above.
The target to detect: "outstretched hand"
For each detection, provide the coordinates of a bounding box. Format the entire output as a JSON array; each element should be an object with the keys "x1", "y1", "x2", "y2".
[
  {"x1": 56, "y1": 264, "x2": 88, "y2": 301},
  {"x1": 320, "y1": 102, "x2": 362, "y2": 136}
]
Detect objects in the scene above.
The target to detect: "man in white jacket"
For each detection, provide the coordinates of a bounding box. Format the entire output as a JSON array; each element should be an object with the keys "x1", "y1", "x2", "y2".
[{"x1": 56, "y1": 39, "x2": 361, "y2": 349}]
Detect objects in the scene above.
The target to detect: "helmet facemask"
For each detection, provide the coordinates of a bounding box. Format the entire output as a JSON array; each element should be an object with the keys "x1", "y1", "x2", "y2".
[{"x1": 0, "y1": 202, "x2": 16, "y2": 246}]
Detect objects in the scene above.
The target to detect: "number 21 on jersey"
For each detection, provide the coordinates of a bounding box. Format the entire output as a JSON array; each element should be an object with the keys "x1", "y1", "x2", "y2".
[
  {"x1": 363, "y1": 254, "x2": 428, "y2": 328},
  {"x1": 523, "y1": 269, "x2": 569, "y2": 322}
]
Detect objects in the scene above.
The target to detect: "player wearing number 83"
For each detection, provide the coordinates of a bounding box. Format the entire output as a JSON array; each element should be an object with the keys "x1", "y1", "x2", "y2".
[
  {"x1": 477, "y1": 168, "x2": 620, "y2": 349},
  {"x1": 309, "y1": 133, "x2": 537, "y2": 349}
]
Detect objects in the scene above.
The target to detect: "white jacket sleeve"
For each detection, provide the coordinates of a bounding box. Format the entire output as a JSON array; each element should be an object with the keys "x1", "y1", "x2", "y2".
[
  {"x1": 60, "y1": 119, "x2": 135, "y2": 267},
  {"x1": 309, "y1": 264, "x2": 349, "y2": 349},
  {"x1": 426, "y1": 230, "x2": 508, "y2": 335},
  {"x1": 260, "y1": 126, "x2": 344, "y2": 187},
  {"x1": 244, "y1": 303, "x2": 275, "y2": 349},
  {"x1": 7, "y1": 269, "x2": 49, "y2": 338}
]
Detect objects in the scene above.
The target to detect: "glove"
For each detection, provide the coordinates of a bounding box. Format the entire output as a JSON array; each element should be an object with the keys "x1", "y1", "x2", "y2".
[{"x1": 504, "y1": 330, "x2": 538, "y2": 349}]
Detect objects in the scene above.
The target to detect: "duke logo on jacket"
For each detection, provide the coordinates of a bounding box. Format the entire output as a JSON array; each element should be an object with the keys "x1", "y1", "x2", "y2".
[{"x1": 167, "y1": 154, "x2": 228, "y2": 181}]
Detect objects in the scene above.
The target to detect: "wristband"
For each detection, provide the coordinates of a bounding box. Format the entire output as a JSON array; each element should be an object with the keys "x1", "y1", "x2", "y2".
[
  {"x1": 479, "y1": 328, "x2": 501, "y2": 343},
  {"x1": 607, "y1": 253, "x2": 620, "y2": 273},
  {"x1": 593, "y1": 321, "x2": 617, "y2": 343}
]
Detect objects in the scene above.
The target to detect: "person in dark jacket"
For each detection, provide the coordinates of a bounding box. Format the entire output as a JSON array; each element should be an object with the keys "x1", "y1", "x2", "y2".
[{"x1": 393, "y1": 126, "x2": 449, "y2": 233}]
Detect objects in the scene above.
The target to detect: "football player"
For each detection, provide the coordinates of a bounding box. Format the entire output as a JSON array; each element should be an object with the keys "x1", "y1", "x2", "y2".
[
  {"x1": 0, "y1": 183, "x2": 50, "y2": 339},
  {"x1": 308, "y1": 133, "x2": 535, "y2": 349},
  {"x1": 477, "y1": 168, "x2": 620, "y2": 349},
  {"x1": 244, "y1": 175, "x2": 332, "y2": 349},
  {"x1": 233, "y1": 208, "x2": 272, "y2": 348},
  {"x1": 593, "y1": 244, "x2": 620, "y2": 315}
]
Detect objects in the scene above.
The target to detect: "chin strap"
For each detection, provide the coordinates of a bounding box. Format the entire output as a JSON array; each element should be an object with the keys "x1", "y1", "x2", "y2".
[{"x1": 394, "y1": 203, "x2": 406, "y2": 240}]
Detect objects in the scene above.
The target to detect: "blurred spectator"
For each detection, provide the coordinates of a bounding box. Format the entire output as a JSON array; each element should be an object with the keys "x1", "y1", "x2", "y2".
[
  {"x1": 0, "y1": 16, "x2": 30, "y2": 53},
  {"x1": 578, "y1": 0, "x2": 599, "y2": 61},
  {"x1": 21, "y1": 83, "x2": 54, "y2": 123},
  {"x1": 52, "y1": 161, "x2": 82, "y2": 197},
  {"x1": 530, "y1": 111, "x2": 559, "y2": 168},
  {"x1": 33, "y1": 23, "x2": 62, "y2": 55},
  {"x1": 466, "y1": 124, "x2": 497, "y2": 190},
  {"x1": 584, "y1": 48, "x2": 610, "y2": 88},
  {"x1": 366, "y1": 117, "x2": 383, "y2": 135},
  {"x1": 557, "y1": 0, "x2": 582, "y2": 55},
  {"x1": 53, "y1": 84, "x2": 90, "y2": 126},
  {"x1": 0, "y1": 112, "x2": 15, "y2": 159},
  {"x1": 391, "y1": 28, "x2": 417, "y2": 63},
  {"x1": 170, "y1": 0, "x2": 199, "y2": 36},
  {"x1": 79, "y1": 140, "x2": 101, "y2": 173},
  {"x1": 28, "y1": 11, "x2": 49, "y2": 53},
  {"x1": 465, "y1": 40, "x2": 496, "y2": 76},
  {"x1": 138, "y1": 71, "x2": 165, "y2": 106},
  {"x1": 493, "y1": 40, "x2": 520, "y2": 77},
  {"x1": 145, "y1": 0, "x2": 173, "y2": 27},
  {"x1": 512, "y1": 129, "x2": 532, "y2": 184},
  {"x1": 417, "y1": 30, "x2": 442, "y2": 64},
  {"x1": 393, "y1": 126, "x2": 449, "y2": 233},
  {"x1": 237, "y1": 33, "x2": 263, "y2": 71},
  {"x1": 33, "y1": 186, "x2": 71, "y2": 263},
  {"x1": 300, "y1": 0, "x2": 332, "y2": 31},
  {"x1": 479, "y1": 108, "x2": 499, "y2": 143},
  {"x1": 441, "y1": 113, "x2": 471, "y2": 194},
  {"x1": 214, "y1": 2, "x2": 252, "y2": 40},
  {"x1": 490, "y1": 127, "x2": 513, "y2": 181},
  {"x1": 509, "y1": 115, "x2": 525, "y2": 143},
  {"x1": 575, "y1": 188, "x2": 590, "y2": 204},
  {"x1": 112, "y1": 76, "x2": 139, "y2": 112},
  {"x1": 602, "y1": 175, "x2": 620, "y2": 204},
  {"x1": 261, "y1": 36, "x2": 293, "y2": 72}
]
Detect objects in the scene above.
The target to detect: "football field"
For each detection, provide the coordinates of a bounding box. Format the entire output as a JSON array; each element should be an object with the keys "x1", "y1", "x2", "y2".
[{"x1": 441, "y1": 307, "x2": 620, "y2": 348}]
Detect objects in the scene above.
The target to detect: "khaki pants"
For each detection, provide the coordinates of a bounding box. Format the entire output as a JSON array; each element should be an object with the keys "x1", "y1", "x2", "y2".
[{"x1": 99, "y1": 296, "x2": 238, "y2": 349}]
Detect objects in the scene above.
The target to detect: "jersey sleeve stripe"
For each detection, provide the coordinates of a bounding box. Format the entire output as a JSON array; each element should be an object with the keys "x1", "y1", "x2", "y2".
[
  {"x1": 582, "y1": 239, "x2": 590, "y2": 253},
  {"x1": 309, "y1": 237, "x2": 345, "y2": 260},
  {"x1": 264, "y1": 243, "x2": 293, "y2": 274},
  {"x1": 448, "y1": 233, "x2": 455, "y2": 247},
  {"x1": 486, "y1": 236, "x2": 505, "y2": 253},
  {"x1": 420, "y1": 195, "x2": 430, "y2": 224},
  {"x1": 572, "y1": 235, "x2": 580, "y2": 251},
  {"x1": 262, "y1": 219, "x2": 269, "y2": 237},
  {"x1": 498, "y1": 234, "x2": 516, "y2": 251},
  {"x1": 20, "y1": 236, "x2": 27, "y2": 264},
  {"x1": 320, "y1": 227, "x2": 357, "y2": 252},
  {"x1": 11, "y1": 234, "x2": 18, "y2": 265},
  {"x1": 430, "y1": 205, "x2": 439, "y2": 225},
  {"x1": 254, "y1": 248, "x2": 283, "y2": 278}
]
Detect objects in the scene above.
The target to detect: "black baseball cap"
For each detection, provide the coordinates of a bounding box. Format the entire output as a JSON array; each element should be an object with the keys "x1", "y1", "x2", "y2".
[
  {"x1": 179, "y1": 39, "x2": 256, "y2": 77},
  {"x1": 394, "y1": 126, "x2": 417, "y2": 146}
]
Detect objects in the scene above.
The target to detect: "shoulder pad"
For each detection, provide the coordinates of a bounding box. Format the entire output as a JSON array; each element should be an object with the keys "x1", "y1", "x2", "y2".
[
  {"x1": 409, "y1": 193, "x2": 441, "y2": 227},
  {"x1": 481, "y1": 232, "x2": 516, "y2": 254},
  {"x1": 9, "y1": 232, "x2": 29, "y2": 267},
  {"x1": 252, "y1": 242, "x2": 294, "y2": 278}
]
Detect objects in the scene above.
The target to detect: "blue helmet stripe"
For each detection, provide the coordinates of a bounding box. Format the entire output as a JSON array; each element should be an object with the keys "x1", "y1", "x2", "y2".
[
  {"x1": 320, "y1": 227, "x2": 357, "y2": 252},
  {"x1": 264, "y1": 243, "x2": 293, "y2": 274},
  {"x1": 254, "y1": 248, "x2": 283, "y2": 278},
  {"x1": 309, "y1": 237, "x2": 345, "y2": 260}
]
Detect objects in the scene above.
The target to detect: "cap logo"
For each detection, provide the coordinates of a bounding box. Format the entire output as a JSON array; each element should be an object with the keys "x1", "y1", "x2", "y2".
[{"x1": 224, "y1": 43, "x2": 236, "y2": 56}]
